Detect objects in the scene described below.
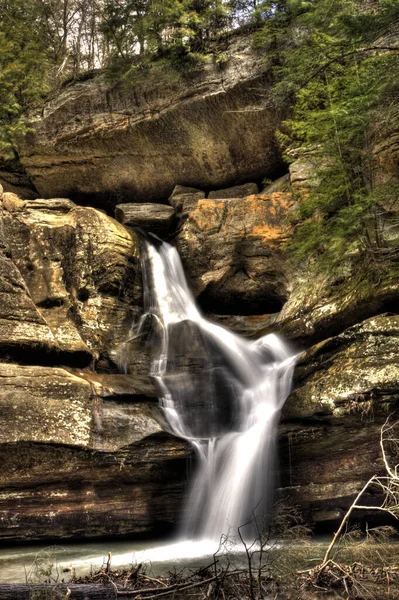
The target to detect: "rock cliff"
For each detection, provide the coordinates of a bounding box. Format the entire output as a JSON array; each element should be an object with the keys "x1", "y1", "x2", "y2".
[
  {"x1": 0, "y1": 40, "x2": 398, "y2": 541},
  {"x1": 1, "y1": 167, "x2": 398, "y2": 540},
  {"x1": 7, "y1": 35, "x2": 284, "y2": 209},
  {"x1": 0, "y1": 188, "x2": 190, "y2": 541}
]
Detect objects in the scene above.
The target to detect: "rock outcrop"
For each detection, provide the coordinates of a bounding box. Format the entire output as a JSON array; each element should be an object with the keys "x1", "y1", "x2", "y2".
[
  {"x1": 14, "y1": 35, "x2": 283, "y2": 208},
  {"x1": 279, "y1": 314, "x2": 399, "y2": 527},
  {"x1": 0, "y1": 363, "x2": 191, "y2": 541},
  {"x1": 170, "y1": 180, "x2": 399, "y2": 528},
  {"x1": 0, "y1": 187, "x2": 191, "y2": 542},
  {"x1": 1, "y1": 192, "x2": 142, "y2": 370},
  {"x1": 176, "y1": 191, "x2": 295, "y2": 314},
  {"x1": 0, "y1": 156, "x2": 398, "y2": 540}
]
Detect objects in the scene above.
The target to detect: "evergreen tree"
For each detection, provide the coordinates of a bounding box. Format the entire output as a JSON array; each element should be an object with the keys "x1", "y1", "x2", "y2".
[
  {"x1": 0, "y1": 0, "x2": 51, "y2": 159},
  {"x1": 256, "y1": 0, "x2": 399, "y2": 271}
]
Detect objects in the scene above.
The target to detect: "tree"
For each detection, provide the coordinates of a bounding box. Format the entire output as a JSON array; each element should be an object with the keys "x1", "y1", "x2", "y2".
[
  {"x1": 255, "y1": 0, "x2": 399, "y2": 272},
  {"x1": 35, "y1": 0, "x2": 105, "y2": 78},
  {"x1": 101, "y1": 0, "x2": 149, "y2": 60},
  {"x1": 0, "y1": 0, "x2": 51, "y2": 159}
]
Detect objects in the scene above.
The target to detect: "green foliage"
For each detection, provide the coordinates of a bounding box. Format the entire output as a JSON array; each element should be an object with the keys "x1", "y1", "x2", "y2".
[
  {"x1": 255, "y1": 0, "x2": 399, "y2": 272},
  {"x1": 0, "y1": 0, "x2": 51, "y2": 159},
  {"x1": 101, "y1": 0, "x2": 235, "y2": 75}
]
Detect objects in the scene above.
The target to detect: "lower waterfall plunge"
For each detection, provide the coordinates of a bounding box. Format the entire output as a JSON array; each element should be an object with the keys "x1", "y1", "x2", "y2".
[{"x1": 137, "y1": 237, "x2": 296, "y2": 543}]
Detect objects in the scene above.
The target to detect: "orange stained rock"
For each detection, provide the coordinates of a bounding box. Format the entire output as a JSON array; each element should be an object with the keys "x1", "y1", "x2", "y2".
[
  {"x1": 245, "y1": 192, "x2": 294, "y2": 244},
  {"x1": 188, "y1": 192, "x2": 294, "y2": 243},
  {"x1": 190, "y1": 200, "x2": 225, "y2": 231}
]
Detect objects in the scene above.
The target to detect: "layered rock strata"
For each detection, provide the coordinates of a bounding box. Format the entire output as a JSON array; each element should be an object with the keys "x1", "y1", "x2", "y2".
[
  {"x1": 0, "y1": 187, "x2": 191, "y2": 542},
  {"x1": 0, "y1": 170, "x2": 398, "y2": 540},
  {"x1": 13, "y1": 35, "x2": 283, "y2": 208},
  {"x1": 279, "y1": 314, "x2": 399, "y2": 527}
]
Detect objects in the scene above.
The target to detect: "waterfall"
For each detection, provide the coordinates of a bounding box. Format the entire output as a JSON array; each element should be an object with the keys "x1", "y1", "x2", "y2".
[{"x1": 138, "y1": 236, "x2": 296, "y2": 543}]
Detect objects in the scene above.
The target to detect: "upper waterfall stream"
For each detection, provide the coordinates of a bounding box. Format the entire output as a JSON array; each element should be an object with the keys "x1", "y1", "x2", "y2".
[{"x1": 138, "y1": 237, "x2": 297, "y2": 543}]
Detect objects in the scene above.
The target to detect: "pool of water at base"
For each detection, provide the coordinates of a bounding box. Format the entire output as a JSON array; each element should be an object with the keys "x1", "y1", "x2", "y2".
[{"x1": 0, "y1": 536, "x2": 330, "y2": 584}]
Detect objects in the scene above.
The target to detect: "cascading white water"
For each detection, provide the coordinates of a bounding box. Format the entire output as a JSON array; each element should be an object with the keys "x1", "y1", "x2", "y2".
[{"x1": 138, "y1": 236, "x2": 296, "y2": 543}]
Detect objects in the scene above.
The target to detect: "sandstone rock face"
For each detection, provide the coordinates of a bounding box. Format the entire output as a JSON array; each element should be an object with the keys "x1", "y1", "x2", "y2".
[
  {"x1": 17, "y1": 36, "x2": 283, "y2": 208},
  {"x1": 279, "y1": 314, "x2": 399, "y2": 527},
  {"x1": 1, "y1": 193, "x2": 142, "y2": 370},
  {"x1": 0, "y1": 190, "x2": 192, "y2": 542},
  {"x1": 0, "y1": 363, "x2": 190, "y2": 541},
  {"x1": 0, "y1": 174, "x2": 398, "y2": 542},
  {"x1": 172, "y1": 179, "x2": 399, "y2": 531},
  {"x1": 177, "y1": 192, "x2": 295, "y2": 314}
]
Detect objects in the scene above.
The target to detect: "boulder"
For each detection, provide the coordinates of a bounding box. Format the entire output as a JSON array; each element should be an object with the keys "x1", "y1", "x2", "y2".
[
  {"x1": 176, "y1": 192, "x2": 295, "y2": 314},
  {"x1": 17, "y1": 35, "x2": 284, "y2": 209},
  {"x1": 1, "y1": 195, "x2": 143, "y2": 371},
  {"x1": 115, "y1": 203, "x2": 175, "y2": 237},
  {"x1": 208, "y1": 182, "x2": 258, "y2": 198}
]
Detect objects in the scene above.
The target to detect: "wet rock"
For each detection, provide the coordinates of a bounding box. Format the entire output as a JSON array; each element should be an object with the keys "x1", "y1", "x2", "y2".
[
  {"x1": 115, "y1": 203, "x2": 175, "y2": 237},
  {"x1": 206, "y1": 313, "x2": 278, "y2": 338},
  {"x1": 160, "y1": 320, "x2": 239, "y2": 438},
  {"x1": 177, "y1": 192, "x2": 295, "y2": 314},
  {"x1": 208, "y1": 182, "x2": 259, "y2": 199}
]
